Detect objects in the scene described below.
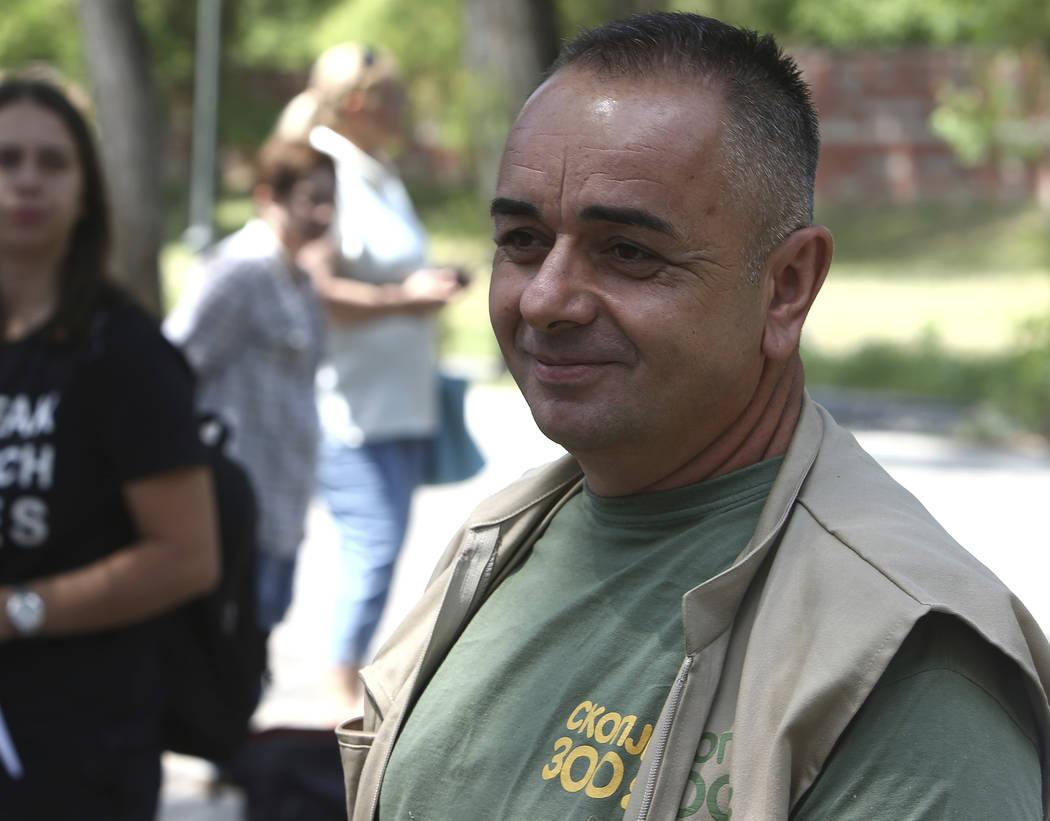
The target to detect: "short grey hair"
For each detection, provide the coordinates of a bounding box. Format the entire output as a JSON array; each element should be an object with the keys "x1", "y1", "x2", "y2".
[{"x1": 551, "y1": 12, "x2": 819, "y2": 281}]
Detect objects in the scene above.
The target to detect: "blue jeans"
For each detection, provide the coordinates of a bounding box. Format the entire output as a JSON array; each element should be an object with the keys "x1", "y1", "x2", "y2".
[
  {"x1": 255, "y1": 552, "x2": 299, "y2": 633},
  {"x1": 318, "y1": 436, "x2": 429, "y2": 666}
]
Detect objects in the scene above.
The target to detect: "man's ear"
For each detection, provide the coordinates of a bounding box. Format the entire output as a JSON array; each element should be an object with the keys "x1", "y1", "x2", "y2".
[
  {"x1": 761, "y1": 224, "x2": 833, "y2": 361},
  {"x1": 253, "y1": 183, "x2": 276, "y2": 208}
]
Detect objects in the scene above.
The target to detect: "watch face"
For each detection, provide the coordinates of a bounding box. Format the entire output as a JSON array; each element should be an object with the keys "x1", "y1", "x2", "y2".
[{"x1": 6, "y1": 589, "x2": 44, "y2": 636}]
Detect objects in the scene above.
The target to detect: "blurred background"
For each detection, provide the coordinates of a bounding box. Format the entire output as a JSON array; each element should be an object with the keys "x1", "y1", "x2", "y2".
[
  {"x1": 2, "y1": 0, "x2": 1049, "y2": 442},
  {"x1": 4, "y1": 4, "x2": 1048, "y2": 817}
]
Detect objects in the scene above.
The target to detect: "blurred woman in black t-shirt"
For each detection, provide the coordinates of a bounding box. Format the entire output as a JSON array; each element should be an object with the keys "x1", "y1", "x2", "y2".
[{"x1": 0, "y1": 75, "x2": 220, "y2": 820}]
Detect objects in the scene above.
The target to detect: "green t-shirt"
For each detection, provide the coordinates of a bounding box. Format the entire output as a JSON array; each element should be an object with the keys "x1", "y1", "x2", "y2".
[
  {"x1": 380, "y1": 458, "x2": 781, "y2": 820},
  {"x1": 380, "y1": 457, "x2": 1042, "y2": 820}
]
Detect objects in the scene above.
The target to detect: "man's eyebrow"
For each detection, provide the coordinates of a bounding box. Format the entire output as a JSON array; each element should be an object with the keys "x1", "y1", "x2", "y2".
[
  {"x1": 490, "y1": 198, "x2": 539, "y2": 218},
  {"x1": 581, "y1": 205, "x2": 680, "y2": 239},
  {"x1": 489, "y1": 199, "x2": 679, "y2": 240}
]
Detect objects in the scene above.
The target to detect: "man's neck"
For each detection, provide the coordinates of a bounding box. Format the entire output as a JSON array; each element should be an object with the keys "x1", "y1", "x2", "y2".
[
  {"x1": 583, "y1": 354, "x2": 805, "y2": 496},
  {"x1": 676, "y1": 354, "x2": 805, "y2": 485},
  {"x1": 258, "y1": 212, "x2": 301, "y2": 261}
]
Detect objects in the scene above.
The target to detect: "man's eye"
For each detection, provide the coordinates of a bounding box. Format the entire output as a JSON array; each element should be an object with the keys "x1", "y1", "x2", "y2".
[
  {"x1": 610, "y1": 242, "x2": 653, "y2": 262},
  {"x1": 497, "y1": 229, "x2": 538, "y2": 248},
  {"x1": 495, "y1": 230, "x2": 551, "y2": 258}
]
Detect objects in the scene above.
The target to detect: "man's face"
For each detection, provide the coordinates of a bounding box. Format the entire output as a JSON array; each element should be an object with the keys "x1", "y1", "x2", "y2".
[
  {"x1": 489, "y1": 69, "x2": 772, "y2": 486},
  {"x1": 282, "y1": 166, "x2": 335, "y2": 244}
]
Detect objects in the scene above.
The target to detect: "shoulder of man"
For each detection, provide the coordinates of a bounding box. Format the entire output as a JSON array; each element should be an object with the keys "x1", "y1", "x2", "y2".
[{"x1": 796, "y1": 408, "x2": 1002, "y2": 595}]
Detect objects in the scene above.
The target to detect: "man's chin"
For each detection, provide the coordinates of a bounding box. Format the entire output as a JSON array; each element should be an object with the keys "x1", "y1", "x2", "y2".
[{"x1": 529, "y1": 405, "x2": 624, "y2": 455}]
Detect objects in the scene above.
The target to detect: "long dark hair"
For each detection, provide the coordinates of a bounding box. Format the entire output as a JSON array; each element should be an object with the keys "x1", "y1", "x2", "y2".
[{"x1": 0, "y1": 76, "x2": 123, "y2": 342}]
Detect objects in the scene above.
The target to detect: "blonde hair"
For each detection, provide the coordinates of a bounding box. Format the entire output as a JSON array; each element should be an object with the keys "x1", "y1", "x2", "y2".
[
  {"x1": 308, "y1": 43, "x2": 401, "y2": 127},
  {"x1": 272, "y1": 89, "x2": 321, "y2": 140}
]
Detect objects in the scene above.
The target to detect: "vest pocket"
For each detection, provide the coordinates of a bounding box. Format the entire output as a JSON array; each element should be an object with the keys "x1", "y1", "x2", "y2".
[{"x1": 337, "y1": 718, "x2": 376, "y2": 817}]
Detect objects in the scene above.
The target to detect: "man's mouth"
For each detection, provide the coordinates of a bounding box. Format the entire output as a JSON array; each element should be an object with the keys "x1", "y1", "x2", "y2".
[{"x1": 528, "y1": 352, "x2": 612, "y2": 384}]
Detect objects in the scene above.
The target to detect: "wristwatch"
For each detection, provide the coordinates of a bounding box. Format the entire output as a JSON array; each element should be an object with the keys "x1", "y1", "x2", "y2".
[{"x1": 5, "y1": 587, "x2": 45, "y2": 637}]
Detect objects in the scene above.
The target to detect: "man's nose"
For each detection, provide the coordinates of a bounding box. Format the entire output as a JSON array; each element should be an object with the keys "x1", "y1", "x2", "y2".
[{"x1": 519, "y1": 239, "x2": 597, "y2": 331}]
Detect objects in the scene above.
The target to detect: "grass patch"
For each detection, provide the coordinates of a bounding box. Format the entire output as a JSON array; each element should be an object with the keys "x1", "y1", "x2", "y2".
[
  {"x1": 805, "y1": 271, "x2": 1050, "y2": 355},
  {"x1": 805, "y1": 201, "x2": 1050, "y2": 439}
]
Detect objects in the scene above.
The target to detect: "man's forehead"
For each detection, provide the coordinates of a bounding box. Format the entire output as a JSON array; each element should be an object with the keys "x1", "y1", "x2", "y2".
[
  {"x1": 506, "y1": 68, "x2": 725, "y2": 160},
  {"x1": 496, "y1": 70, "x2": 728, "y2": 222},
  {"x1": 520, "y1": 65, "x2": 724, "y2": 121}
]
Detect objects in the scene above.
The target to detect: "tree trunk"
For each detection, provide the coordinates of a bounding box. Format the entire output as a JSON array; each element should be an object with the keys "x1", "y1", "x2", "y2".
[
  {"x1": 462, "y1": 0, "x2": 561, "y2": 197},
  {"x1": 76, "y1": 0, "x2": 164, "y2": 315}
]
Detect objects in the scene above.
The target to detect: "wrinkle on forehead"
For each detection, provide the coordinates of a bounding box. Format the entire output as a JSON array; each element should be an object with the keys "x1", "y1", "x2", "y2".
[
  {"x1": 502, "y1": 138, "x2": 701, "y2": 180},
  {"x1": 505, "y1": 96, "x2": 721, "y2": 177},
  {"x1": 501, "y1": 159, "x2": 549, "y2": 179}
]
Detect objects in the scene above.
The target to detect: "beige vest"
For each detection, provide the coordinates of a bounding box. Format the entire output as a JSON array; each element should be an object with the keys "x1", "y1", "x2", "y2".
[{"x1": 338, "y1": 397, "x2": 1050, "y2": 820}]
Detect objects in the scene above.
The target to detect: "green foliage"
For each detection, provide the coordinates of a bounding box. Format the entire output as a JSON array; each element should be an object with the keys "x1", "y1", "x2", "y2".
[
  {"x1": 929, "y1": 86, "x2": 999, "y2": 166},
  {"x1": 136, "y1": 2, "x2": 197, "y2": 95},
  {"x1": 224, "y1": 0, "x2": 343, "y2": 70},
  {"x1": 560, "y1": 0, "x2": 669, "y2": 35},
  {"x1": 787, "y1": 0, "x2": 986, "y2": 47},
  {"x1": 674, "y1": 0, "x2": 1050, "y2": 47},
  {"x1": 806, "y1": 328, "x2": 983, "y2": 399},
  {"x1": 138, "y1": 1, "x2": 343, "y2": 150},
  {"x1": 778, "y1": 0, "x2": 1047, "y2": 47},
  {"x1": 0, "y1": 0, "x2": 81, "y2": 77},
  {"x1": 672, "y1": 0, "x2": 793, "y2": 36},
  {"x1": 929, "y1": 51, "x2": 1050, "y2": 168},
  {"x1": 1005, "y1": 315, "x2": 1050, "y2": 434}
]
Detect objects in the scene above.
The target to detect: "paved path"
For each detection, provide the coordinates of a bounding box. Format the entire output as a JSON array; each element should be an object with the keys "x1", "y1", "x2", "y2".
[{"x1": 160, "y1": 384, "x2": 1050, "y2": 818}]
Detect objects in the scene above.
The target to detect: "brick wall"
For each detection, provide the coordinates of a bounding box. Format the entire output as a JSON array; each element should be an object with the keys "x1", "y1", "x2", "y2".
[{"x1": 795, "y1": 49, "x2": 1046, "y2": 204}]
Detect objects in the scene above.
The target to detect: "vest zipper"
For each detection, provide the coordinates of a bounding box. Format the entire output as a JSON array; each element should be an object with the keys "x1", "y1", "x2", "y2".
[
  {"x1": 636, "y1": 653, "x2": 694, "y2": 821},
  {"x1": 363, "y1": 527, "x2": 500, "y2": 820}
]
